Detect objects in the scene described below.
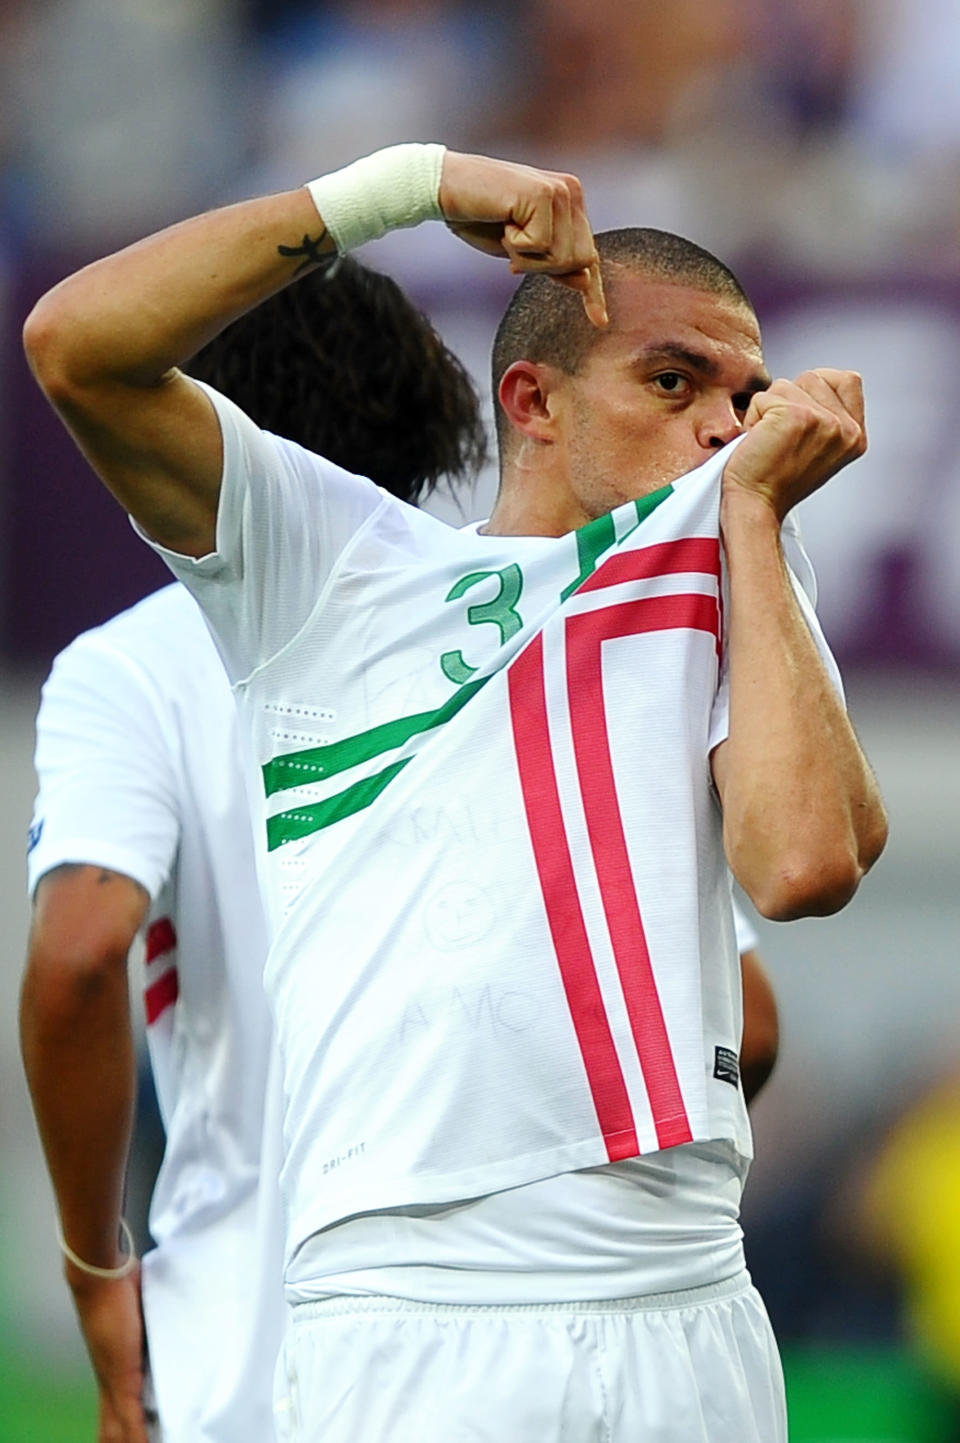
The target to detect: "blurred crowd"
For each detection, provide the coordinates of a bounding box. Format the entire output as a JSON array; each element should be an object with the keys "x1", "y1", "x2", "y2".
[
  {"x1": 3, "y1": 0, "x2": 960, "y2": 668},
  {"x1": 2, "y1": 0, "x2": 960, "y2": 268}
]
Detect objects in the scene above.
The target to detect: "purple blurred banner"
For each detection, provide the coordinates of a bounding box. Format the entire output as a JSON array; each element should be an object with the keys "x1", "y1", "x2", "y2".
[
  {"x1": 748, "y1": 271, "x2": 960, "y2": 672},
  {"x1": 2, "y1": 258, "x2": 170, "y2": 668},
  {"x1": 4, "y1": 258, "x2": 960, "y2": 671}
]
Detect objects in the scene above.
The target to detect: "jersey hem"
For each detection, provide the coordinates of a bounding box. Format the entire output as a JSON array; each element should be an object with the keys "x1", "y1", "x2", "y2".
[{"x1": 285, "y1": 1123, "x2": 753, "y2": 1268}]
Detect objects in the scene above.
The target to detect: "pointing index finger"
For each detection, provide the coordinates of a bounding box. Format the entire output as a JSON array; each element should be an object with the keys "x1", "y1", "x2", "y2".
[
  {"x1": 562, "y1": 176, "x2": 607, "y2": 326},
  {"x1": 582, "y1": 256, "x2": 608, "y2": 327},
  {"x1": 560, "y1": 259, "x2": 608, "y2": 328}
]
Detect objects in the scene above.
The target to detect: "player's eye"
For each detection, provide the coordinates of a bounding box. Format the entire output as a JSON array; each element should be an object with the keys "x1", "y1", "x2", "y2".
[{"x1": 654, "y1": 371, "x2": 689, "y2": 397}]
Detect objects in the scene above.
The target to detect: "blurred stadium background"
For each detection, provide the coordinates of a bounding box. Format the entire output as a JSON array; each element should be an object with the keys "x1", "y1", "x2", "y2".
[{"x1": 2, "y1": 1, "x2": 960, "y2": 1439}]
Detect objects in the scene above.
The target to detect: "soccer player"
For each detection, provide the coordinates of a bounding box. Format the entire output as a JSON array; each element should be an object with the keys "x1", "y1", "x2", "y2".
[
  {"x1": 23, "y1": 145, "x2": 887, "y2": 1441},
  {"x1": 20, "y1": 255, "x2": 485, "y2": 1443}
]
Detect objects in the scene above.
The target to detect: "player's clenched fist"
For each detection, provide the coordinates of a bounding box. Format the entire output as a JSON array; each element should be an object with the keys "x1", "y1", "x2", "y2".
[
  {"x1": 722, "y1": 368, "x2": 866, "y2": 521},
  {"x1": 439, "y1": 151, "x2": 608, "y2": 327}
]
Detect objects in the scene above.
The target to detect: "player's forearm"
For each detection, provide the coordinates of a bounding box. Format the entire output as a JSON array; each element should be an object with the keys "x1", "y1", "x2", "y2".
[
  {"x1": 20, "y1": 946, "x2": 137, "y2": 1272},
  {"x1": 23, "y1": 188, "x2": 331, "y2": 400},
  {"x1": 717, "y1": 491, "x2": 887, "y2": 920}
]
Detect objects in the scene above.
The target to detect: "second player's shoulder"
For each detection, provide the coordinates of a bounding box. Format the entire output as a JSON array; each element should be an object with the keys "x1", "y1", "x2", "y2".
[
  {"x1": 106, "y1": 582, "x2": 216, "y2": 662},
  {"x1": 42, "y1": 583, "x2": 226, "y2": 721}
]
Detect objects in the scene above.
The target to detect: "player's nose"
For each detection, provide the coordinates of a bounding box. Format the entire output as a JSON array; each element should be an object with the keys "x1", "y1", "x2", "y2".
[{"x1": 697, "y1": 400, "x2": 744, "y2": 451}]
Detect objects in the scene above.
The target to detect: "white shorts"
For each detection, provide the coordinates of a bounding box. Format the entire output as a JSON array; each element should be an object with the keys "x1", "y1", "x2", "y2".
[{"x1": 277, "y1": 1271, "x2": 787, "y2": 1443}]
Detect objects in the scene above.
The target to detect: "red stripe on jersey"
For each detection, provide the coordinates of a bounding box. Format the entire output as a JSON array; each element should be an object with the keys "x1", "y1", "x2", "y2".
[
  {"x1": 145, "y1": 967, "x2": 179, "y2": 1025},
  {"x1": 579, "y1": 537, "x2": 721, "y2": 594},
  {"x1": 145, "y1": 917, "x2": 177, "y2": 966},
  {"x1": 508, "y1": 632, "x2": 639, "y2": 1162},
  {"x1": 565, "y1": 591, "x2": 721, "y2": 1150}
]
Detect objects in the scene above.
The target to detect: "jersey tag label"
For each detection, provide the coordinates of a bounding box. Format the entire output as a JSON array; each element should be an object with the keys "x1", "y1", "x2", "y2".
[{"x1": 713, "y1": 1046, "x2": 740, "y2": 1088}]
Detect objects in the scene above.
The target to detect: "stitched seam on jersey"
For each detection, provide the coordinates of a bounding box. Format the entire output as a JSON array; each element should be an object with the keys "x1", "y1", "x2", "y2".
[
  {"x1": 235, "y1": 490, "x2": 395, "y2": 692},
  {"x1": 262, "y1": 675, "x2": 487, "y2": 796}
]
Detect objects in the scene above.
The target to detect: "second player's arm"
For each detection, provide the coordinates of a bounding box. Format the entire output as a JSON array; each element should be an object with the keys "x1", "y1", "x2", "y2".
[
  {"x1": 21, "y1": 864, "x2": 151, "y2": 1443},
  {"x1": 739, "y1": 949, "x2": 780, "y2": 1104}
]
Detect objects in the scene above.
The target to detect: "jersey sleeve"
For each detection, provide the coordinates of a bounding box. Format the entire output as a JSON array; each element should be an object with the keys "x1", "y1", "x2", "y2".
[
  {"x1": 27, "y1": 635, "x2": 181, "y2": 901},
  {"x1": 133, "y1": 381, "x2": 389, "y2": 683},
  {"x1": 706, "y1": 510, "x2": 845, "y2": 754}
]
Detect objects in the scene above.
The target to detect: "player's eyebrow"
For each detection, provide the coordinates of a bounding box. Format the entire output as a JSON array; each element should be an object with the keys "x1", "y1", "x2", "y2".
[{"x1": 634, "y1": 343, "x2": 771, "y2": 392}]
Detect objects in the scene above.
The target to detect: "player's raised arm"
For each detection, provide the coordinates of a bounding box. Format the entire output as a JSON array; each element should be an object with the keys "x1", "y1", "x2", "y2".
[
  {"x1": 712, "y1": 368, "x2": 888, "y2": 920},
  {"x1": 22, "y1": 146, "x2": 604, "y2": 559}
]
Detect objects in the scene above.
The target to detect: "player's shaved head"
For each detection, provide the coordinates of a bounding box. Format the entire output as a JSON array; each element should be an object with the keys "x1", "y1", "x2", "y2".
[{"x1": 491, "y1": 228, "x2": 755, "y2": 456}]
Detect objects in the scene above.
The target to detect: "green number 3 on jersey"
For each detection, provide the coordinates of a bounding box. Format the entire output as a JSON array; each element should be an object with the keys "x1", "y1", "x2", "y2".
[{"x1": 440, "y1": 564, "x2": 524, "y2": 685}]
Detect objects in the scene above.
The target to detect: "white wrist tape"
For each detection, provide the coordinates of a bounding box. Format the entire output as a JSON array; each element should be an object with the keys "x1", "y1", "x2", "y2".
[{"x1": 305, "y1": 143, "x2": 446, "y2": 254}]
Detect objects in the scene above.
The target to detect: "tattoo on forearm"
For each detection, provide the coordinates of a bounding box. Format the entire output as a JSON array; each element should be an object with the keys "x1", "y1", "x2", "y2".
[{"x1": 277, "y1": 232, "x2": 335, "y2": 275}]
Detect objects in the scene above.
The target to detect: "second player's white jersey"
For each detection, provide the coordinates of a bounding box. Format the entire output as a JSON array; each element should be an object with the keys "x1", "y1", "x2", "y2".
[
  {"x1": 148, "y1": 384, "x2": 840, "y2": 1268},
  {"x1": 28, "y1": 584, "x2": 284, "y2": 1443}
]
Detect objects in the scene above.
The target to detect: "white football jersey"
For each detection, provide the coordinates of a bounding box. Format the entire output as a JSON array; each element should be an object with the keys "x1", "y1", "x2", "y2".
[
  {"x1": 147, "y1": 384, "x2": 840, "y2": 1270},
  {"x1": 28, "y1": 584, "x2": 284, "y2": 1443}
]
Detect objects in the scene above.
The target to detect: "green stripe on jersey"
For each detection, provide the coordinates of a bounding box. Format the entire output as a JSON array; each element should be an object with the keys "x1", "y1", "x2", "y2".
[
  {"x1": 622, "y1": 482, "x2": 674, "y2": 537},
  {"x1": 561, "y1": 513, "x2": 615, "y2": 601},
  {"x1": 263, "y1": 675, "x2": 487, "y2": 799},
  {"x1": 560, "y1": 483, "x2": 673, "y2": 600},
  {"x1": 267, "y1": 759, "x2": 411, "y2": 850},
  {"x1": 263, "y1": 483, "x2": 674, "y2": 819}
]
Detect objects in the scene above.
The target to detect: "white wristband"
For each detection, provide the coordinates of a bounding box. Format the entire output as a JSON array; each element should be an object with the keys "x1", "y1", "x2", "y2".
[{"x1": 305, "y1": 143, "x2": 446, "y2": 254}]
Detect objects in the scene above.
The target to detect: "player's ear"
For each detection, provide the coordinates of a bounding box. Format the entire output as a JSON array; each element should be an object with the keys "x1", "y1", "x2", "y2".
[{"x1": 498, "y1": 360, "x2": 561, "y2": 447}]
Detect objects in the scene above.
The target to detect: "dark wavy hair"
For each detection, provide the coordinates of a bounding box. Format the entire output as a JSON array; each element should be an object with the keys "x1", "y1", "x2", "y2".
[{"x1": 186, "y1": 256, "x2": 487, "y2": 504}]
